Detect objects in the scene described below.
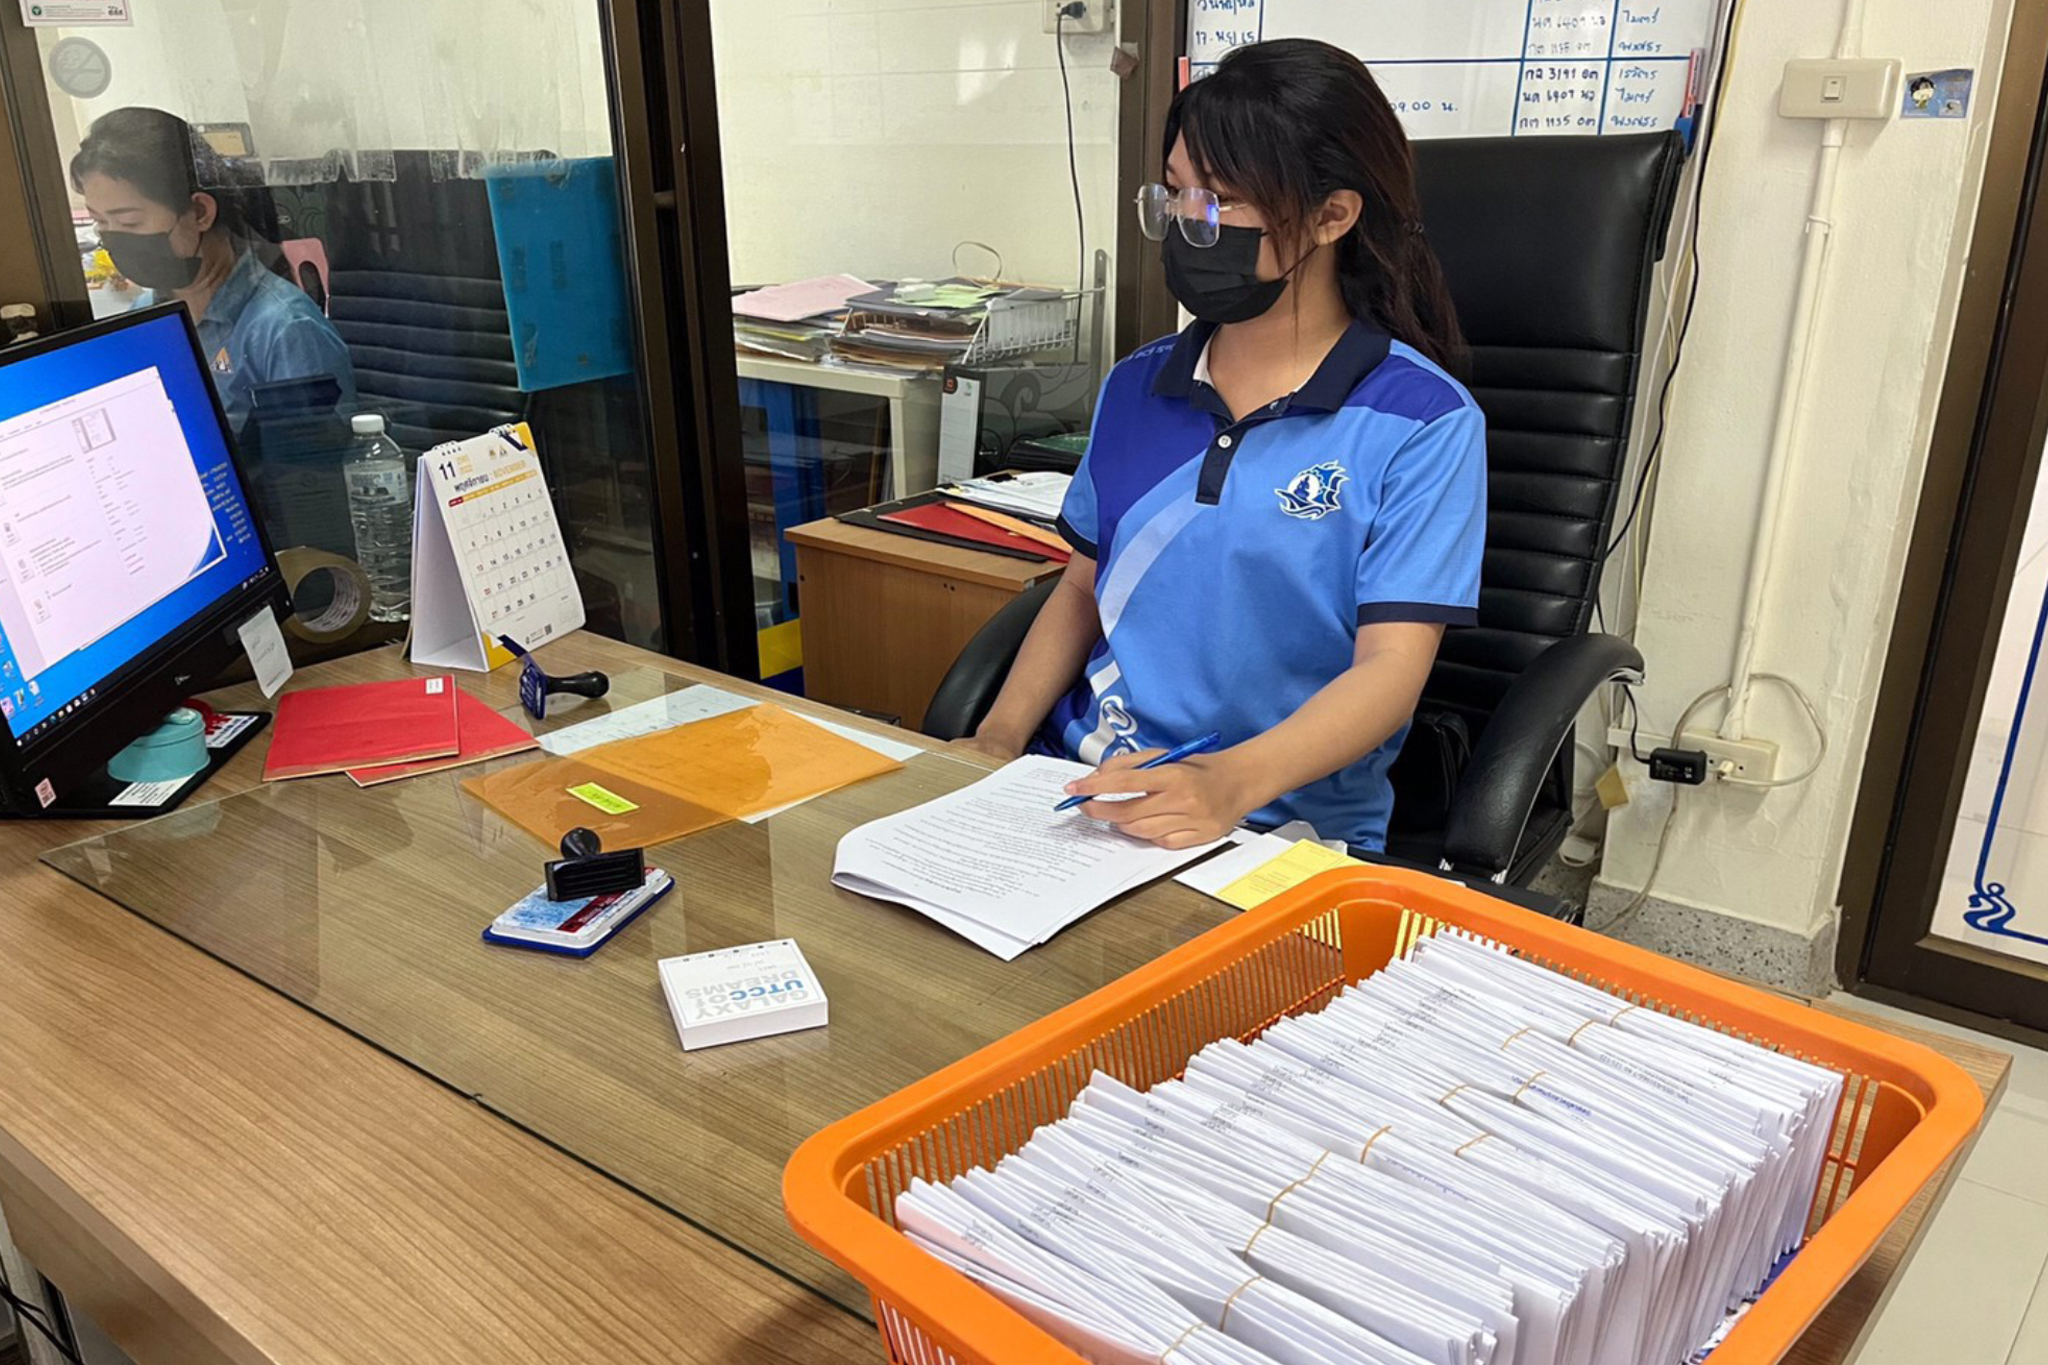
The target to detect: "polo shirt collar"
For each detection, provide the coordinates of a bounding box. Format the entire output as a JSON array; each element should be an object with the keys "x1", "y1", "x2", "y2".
[{"x1": 1150, "y1": 316, "x2": 1392, "y2": 412}]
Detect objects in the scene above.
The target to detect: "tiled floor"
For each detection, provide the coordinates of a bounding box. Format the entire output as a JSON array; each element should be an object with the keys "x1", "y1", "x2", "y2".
[{"x1": 1836, "y1": 994, "x2": 2048, "y2": 1363}]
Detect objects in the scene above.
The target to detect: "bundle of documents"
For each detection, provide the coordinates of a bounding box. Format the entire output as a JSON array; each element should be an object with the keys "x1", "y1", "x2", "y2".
[
  {"x1": 899, "y1": 930, "x2": 1844, "y2": 1365},
  {"x1": 833, "y1": 756, "x2": 1218, "y2": 960},
  {"x1": 940, "y1": 471, "x2": 1071, "y2": 524}
]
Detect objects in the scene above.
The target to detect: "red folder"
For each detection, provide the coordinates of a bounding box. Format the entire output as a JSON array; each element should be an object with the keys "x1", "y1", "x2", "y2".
[
  {"x1": 879, "y1": 503, "x2": 1071, "y2": 562},
  {"x1": 263, "y1": 676, "x2": 461, "y2": 781},
  {"x1": 346, "y1": 688, "x2": 538, "y2": 787}
]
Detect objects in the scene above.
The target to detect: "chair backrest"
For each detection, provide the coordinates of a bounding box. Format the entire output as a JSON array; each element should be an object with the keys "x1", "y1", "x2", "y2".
[
  {"x1": 1393, "y1": 132, "x2": 1683, "y2": 824},
  {"x1": 315, "y1": 151, "x2": 530, "y2": 454}
]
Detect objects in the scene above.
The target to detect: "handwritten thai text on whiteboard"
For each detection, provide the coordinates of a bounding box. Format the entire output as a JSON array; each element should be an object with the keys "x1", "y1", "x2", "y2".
[{"x1": 1187, "y1": 0, "x2": 1720, "y2": 138}]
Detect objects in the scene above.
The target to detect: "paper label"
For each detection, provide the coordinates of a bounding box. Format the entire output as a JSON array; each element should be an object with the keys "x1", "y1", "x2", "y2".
[
  {"x1": 426, "y1": 677, "x2": 446, "y2": 694},
  {"x1": 111, "y1": 778, "x2": 186, "y2": 808},
  {"x1": 33, "y1": 777, "x2": 55, "y2": 808},
  {"x1": 568, "y1": 781, "x2": 638, "y2": 814},
  {"x1": 1216, "y1": 840, "x2": 1359, "y2": 911},
  {"x1": 20, "y1": 2, "x2": 132, "y2": 26},
  {"x1": 204, "y1": 712, "x2": 258, "y2": 749},
  {"x1": 236, "y1": 607, "x2": 294, "y2": 698}
]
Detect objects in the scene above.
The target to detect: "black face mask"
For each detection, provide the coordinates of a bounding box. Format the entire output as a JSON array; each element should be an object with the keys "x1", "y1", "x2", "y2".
[
  {"x1": 1163, "y1": 223, "x2": 1287, "y2": 324},
  {"x1": 100, "y1": 229, "x2": 203, "y2": 292}
]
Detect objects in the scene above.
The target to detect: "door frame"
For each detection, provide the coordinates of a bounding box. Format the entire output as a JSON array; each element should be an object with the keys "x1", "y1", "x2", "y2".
[{"x1": 1841, "y1": 4, "x2": 2048, "y2": 1040}]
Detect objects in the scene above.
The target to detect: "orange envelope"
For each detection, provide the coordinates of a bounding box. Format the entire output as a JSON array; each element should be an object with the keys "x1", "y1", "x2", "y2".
[{"x1": 464, "y1": 703, "x2": 903, "y2": 848}]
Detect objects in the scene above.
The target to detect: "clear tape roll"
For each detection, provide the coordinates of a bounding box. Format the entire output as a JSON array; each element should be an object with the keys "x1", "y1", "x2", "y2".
[{"x1": 276, "y1": 547, "x2": 372, "y2": 643}]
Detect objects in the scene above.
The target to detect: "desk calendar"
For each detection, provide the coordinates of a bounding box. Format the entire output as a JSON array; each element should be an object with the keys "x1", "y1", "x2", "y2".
[{"x1": 410, "y1": 422, "x2": 584, "y2": 672}]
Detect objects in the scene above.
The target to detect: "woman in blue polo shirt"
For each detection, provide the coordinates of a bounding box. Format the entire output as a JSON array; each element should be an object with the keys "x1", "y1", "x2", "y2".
[
  {"x1": 71, "y1": 107, "x2": 356, "y2": 425},
  {"x1": 958, "y1": 38, "x2": 1486, "y2": 853}
]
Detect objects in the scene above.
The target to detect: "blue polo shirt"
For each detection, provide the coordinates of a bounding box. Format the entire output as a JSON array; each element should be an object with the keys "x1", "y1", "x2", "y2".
[
  {"x1": 1043, "y1": 317, "x2": 1486, "y2": 850},
  {"x1": 139, "y1": 247, "x2": 357, "y2": 424}
]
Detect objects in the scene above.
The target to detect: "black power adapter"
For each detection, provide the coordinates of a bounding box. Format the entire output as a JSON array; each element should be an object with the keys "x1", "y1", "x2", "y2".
[{"x1": 1648, "y1": 747, "x2": 1710, "y2": 786}]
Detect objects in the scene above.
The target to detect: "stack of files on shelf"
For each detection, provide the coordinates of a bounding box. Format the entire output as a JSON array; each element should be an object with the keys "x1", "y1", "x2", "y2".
[
  {"x1": 940, "y1": 470, "x2": 1071, "y2": 524},
  {"x1": 832, "y1": 755, "x2": 1218, "y2": 960},
  {"x1": 731, "y1": 274, "x2": 874, "y2": 363},
  {"x1": 898, "y1": 930, "x2": 1844, "y2": 1365},
  {"x1": 831, "y1": 278, "x2": 999, "y2": 373}
]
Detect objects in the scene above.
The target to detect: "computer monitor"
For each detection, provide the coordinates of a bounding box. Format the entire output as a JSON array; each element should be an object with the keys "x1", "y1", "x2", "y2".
[{"x1": 0, "y1": 303, "x2": 287, "y2": 815}]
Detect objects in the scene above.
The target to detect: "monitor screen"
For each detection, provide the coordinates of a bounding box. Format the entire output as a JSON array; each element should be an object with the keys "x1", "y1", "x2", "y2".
[{"x1": 0, "y1": 309, "x2": 271, "y2": 747}]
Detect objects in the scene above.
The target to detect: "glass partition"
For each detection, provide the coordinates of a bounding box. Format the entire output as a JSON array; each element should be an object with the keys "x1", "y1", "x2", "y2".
[
  {"x1": 41, "y1": 666, "x2": 1229, "y2": 1312},
  {"x1": 707, "y1": 0, "x2": 1122, "y2": 676},
  {"x1": 28, "y1": 0, "x2": 668, "y2": 652}
]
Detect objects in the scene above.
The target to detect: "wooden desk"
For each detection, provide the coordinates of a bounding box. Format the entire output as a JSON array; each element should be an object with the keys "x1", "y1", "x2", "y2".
[
  {"x1": 788, "y1": 517, "x2": 1062, "y2": 731},
  {"x1": 0, "y1": 633, "x2": 2014, "y2": 1364}
]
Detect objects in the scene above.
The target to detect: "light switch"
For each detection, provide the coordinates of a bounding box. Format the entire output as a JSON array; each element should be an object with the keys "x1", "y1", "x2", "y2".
[{"x1": 1780, "y1": 58, "x2": 1901, "y2": 119}]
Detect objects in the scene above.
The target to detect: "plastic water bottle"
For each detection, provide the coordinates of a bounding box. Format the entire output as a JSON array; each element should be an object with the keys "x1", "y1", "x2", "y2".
[{"x1": 344, "y1": 413, "x2": 413, "y2": 622}]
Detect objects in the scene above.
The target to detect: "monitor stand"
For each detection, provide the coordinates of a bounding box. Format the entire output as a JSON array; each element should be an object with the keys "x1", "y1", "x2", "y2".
[{"x1": 15, "y1": 710, "x2": 270, "y2": 820}]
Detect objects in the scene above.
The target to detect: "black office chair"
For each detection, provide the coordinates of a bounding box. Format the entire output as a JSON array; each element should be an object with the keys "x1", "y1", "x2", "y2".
[
  {"x1": 922, "y1": 132, "x2": 1685, "y2": 888},
  {"x1": 317, "y1": 151, "x2": 531, "y2": 454}
]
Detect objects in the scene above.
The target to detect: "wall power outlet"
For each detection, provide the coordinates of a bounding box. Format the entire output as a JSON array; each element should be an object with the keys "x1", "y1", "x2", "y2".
[{"x1": 1044, "y1": 1, "x2": 1112, "y2": 35}]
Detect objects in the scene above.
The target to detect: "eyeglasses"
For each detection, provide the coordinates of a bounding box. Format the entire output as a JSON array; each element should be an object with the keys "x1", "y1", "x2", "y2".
[{"x1": 1134, "y1": 183, "x2": 1251, "y2": 248}]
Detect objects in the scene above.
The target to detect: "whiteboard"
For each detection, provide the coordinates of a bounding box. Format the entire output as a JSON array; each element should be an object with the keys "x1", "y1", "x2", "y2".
[{"x1": 1187, "y1": 0, "x2": 1722, "y2": 138}]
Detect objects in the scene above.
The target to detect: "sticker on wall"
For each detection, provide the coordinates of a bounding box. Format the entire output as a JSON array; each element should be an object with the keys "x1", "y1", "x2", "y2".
[
  {"x1": 18, "y1": 1, "x2": 131, "y2": 25},
  {"x1": 1903, "y1": 68, "x2": 1973, "y2": 119},
  {"x1": 46, "y1": 36, "x2": 111, "y2": 99}
]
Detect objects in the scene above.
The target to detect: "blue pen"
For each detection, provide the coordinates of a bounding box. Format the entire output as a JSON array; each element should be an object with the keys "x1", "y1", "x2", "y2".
[{"x1": 1054, "y1": 732, "x2": 1223, "y2": 812}]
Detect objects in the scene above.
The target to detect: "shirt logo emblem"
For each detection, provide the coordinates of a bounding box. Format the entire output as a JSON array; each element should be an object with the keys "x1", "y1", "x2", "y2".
[{"x1": 1276, "y1": 461, "x2": 1347, "y2": 520}]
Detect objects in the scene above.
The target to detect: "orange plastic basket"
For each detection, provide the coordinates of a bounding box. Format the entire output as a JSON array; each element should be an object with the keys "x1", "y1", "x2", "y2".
[{"x1": 785, "y1": 866, "x2": 1985, "y2": 1364}]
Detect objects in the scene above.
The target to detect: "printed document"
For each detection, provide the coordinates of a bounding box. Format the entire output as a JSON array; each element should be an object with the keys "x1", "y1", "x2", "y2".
[{"x1": 833, "y1": 755, "x2": 1217, "y2": 959}]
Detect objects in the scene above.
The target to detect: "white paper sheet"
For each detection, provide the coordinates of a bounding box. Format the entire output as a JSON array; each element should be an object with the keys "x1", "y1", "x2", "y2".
[{"x1": 833, "y1": 755, "x2": 1219, "y2": 958}]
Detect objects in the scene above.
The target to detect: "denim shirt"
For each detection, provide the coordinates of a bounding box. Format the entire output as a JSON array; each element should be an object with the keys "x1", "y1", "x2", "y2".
[{"x1": 139, "y1": 248, "x2": 357, "y2": 424}]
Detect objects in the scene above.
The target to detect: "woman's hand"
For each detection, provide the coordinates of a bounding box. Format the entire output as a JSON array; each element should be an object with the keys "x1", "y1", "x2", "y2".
[
  {"x1": 949, "y1": 729, "x2": 1026, "y2": 763},
  {"x1": 1062, "y1": 748, "x2": 1260, "y2": 849}
]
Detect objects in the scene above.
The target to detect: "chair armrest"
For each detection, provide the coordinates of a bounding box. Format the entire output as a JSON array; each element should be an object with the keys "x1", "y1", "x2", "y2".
[
  {"x1": 919, "y1": 577, "x2": 1060, "y2": 740},
  {"x1": 1440, "y1": 632, "x2": 1644, "y2": 879}
]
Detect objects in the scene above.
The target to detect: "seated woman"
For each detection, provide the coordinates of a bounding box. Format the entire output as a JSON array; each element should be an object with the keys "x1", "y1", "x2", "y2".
[
  {"x1": 71, "y1": 106, "x2": 356, "y2": 424},
  {"x1": 957, "y1": 39, "x2": 1486, "y2": 854}
]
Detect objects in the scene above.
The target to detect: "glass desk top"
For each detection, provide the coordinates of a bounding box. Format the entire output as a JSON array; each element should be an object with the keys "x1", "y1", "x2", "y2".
[{"x1": 42, "y1": 666, "x2": 1230, "y2": 1313}]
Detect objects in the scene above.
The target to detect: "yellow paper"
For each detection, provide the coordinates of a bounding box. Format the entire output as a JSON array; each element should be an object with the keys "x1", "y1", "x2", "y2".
[
  {"x1": 1216, "y1": 840, "x2": 1362, "y2": 912},
  {"x1": 568, "y1": 782, "x2": 639, "y2": 815}
]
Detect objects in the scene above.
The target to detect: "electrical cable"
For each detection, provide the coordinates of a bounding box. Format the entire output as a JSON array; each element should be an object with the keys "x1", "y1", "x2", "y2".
[
  {"x1": 1055, "y1": 5, "x2": 1088, "y2": 367},
  {"x1": 0, "y1": 1260, "x2": 83, "y2": 1364},
  {"x1": 1600, "y1": 0, "x2": 1745, "y2": 569}
]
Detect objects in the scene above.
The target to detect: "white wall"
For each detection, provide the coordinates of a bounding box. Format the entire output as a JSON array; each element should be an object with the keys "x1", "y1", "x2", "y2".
[
  {"x1": 1596, "y1": 0, "x2": 2016, "y2": 962},
  {"x1": 38, "y1": 0, "x2": 611, "y2": 186},
  {"x1": 709, "y1": 0, "x2": 1123, "y2": 296}
]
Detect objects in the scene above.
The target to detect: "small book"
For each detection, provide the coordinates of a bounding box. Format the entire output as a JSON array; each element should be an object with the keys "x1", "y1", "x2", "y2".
[
  {"x1": 346, "y1": 688, "x2": 538, "y2": 786},
  {"x1": 658, "y1": 938, "x2": 827, "y2": 1051},
  {"x1": 482, "y1": 869, "x2": 674, "y2": 958}
]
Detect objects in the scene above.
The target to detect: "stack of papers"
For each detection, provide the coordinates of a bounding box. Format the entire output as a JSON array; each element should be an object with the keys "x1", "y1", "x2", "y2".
[
  {"x1": 941, "y1": 471, "x2": 1071, "y2": 524},
  {"x1": 899, "y1": 931, "x2": 1843, "y2": 1365},
  {"x1": 1177, "y1": 835, "x2": 1363, "y2": 911},
  {"x1": 833, "y1": 756, "x2": 1218, "y2": 960}
]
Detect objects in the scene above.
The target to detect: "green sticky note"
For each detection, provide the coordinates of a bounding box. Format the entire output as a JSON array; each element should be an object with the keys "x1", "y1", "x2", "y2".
[{"x1": 568, "y1": 782, "x2": 638, "y2": 815}]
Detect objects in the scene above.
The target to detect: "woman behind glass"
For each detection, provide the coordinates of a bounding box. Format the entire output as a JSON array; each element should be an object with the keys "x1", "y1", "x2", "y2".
[{"x1": 71, "y1": 106, "x2": 356, "y2": 423}]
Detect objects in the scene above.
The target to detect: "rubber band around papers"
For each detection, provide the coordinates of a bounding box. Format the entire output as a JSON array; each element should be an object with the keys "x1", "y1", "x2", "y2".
[
  {"x1": 1159, "y1": 1323, "x2": 1202, "y2": 1362},
  {"x1": 1216, "y1": 1274, "x2": 1263, "y2": 1330},
  {"x1": 1356, "y1": 1123, "x2": 1393, "y2": 1162},
  {"x1": 1498, "y1": 1025, "x2": 1535, "y2": 1051},
  {"x1": 1510, "y1": 1070, "x2": 1548, "y2": 1104},
  {"x1": 1260, "y1": 1150, "x2": 1333, "y2": 1225},
  {"x1": 1455, "y1": 1133, "x2": 1492, "y2": 1157}
]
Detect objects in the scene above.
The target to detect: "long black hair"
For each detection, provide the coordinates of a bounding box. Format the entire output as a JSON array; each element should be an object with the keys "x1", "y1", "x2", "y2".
[
  {"x1": 70, "y1": 106, "x2": 279, "y2": 247},
  {"x1": 1166, "y1": 39, "x2": 1467, "y2": 372}
]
